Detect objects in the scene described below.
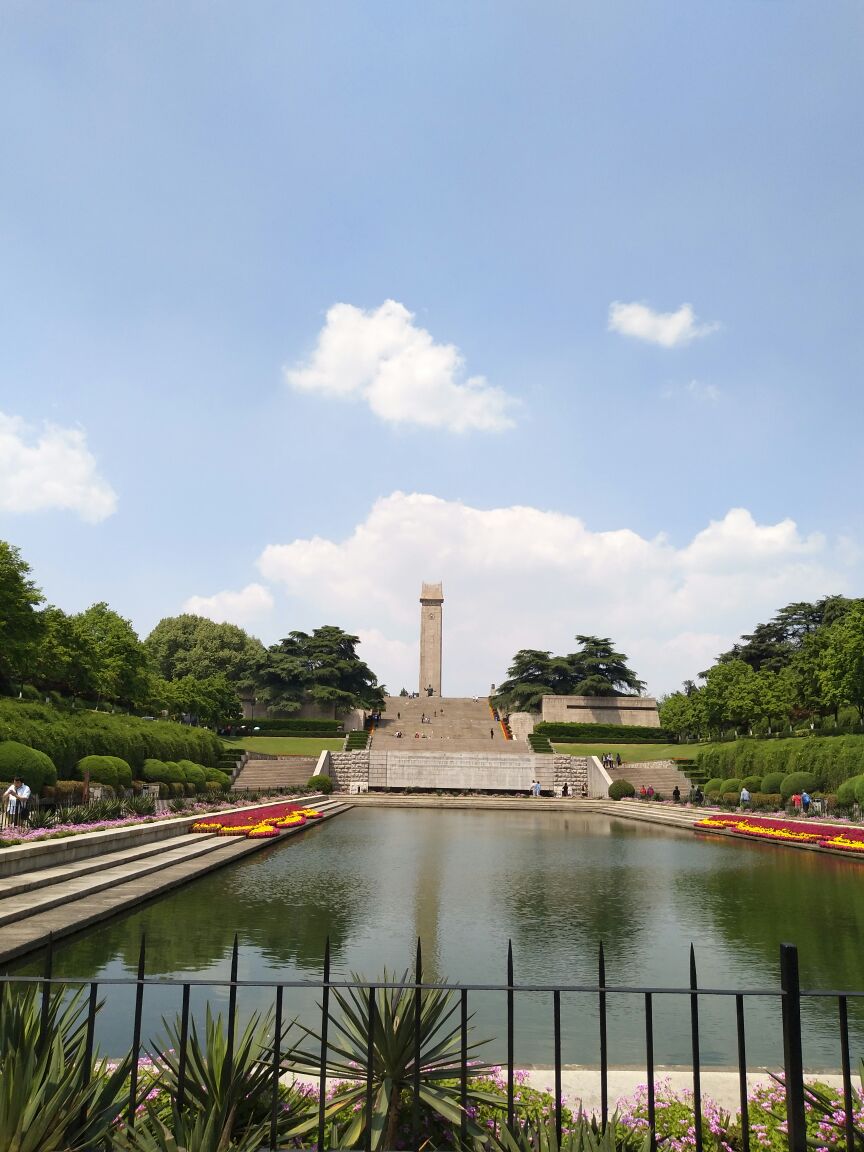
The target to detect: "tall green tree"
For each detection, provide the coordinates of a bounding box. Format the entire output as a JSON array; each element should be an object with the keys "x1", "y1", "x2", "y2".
[
  {"x1": 255, "y1": 626, "x2": 385, "y2": 715},
  {"x1": 565, "y1": 634, "x2": 646, "y2": 696},
  {"x1": 0, "y1": 540, "x2": 44, "y2": 691},
  {"x1": 819, "y1": 605, "x2": 864, "y2": 723},
  {"x1": 658, "y1": 691, "x2": 695, "y2": 738},
  {"x1": 493, "y1": 635, "x2": 645, "y2": 712},
  {"x1": 73, "y1": 602, "x2": 151, "y2": 707},
  {"x1": 491, "y1": 650, "x2": 569, "y2": 713},
  {"x1": 30, "y1": 607, "x2": 99, "y2": 698},
  {"x1": 145, "y1": 615, "x2": 264, "y2": 689}
]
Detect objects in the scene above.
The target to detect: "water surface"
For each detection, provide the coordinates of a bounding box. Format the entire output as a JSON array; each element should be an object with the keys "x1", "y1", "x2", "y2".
[{"x1": 6, "y1": 807, "x2": 863, "y2": 1067}]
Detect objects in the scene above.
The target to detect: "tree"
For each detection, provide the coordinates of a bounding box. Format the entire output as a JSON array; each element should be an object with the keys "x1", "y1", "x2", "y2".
[
  {"x1": 819, "y1": 606, "x2": 864, "y2": 723},
  {"x1": 493, "y1": 635, "x2": 645, "y2": 713},
  {"x1": 145, "y1": 615, "x2": 264, "y2": 689},
  {"x1": 73, "y1": 602, "x2": 151, "y2": 707},
  {"x1": 491, "y1": 650, "x2": 568, "y2": 713},
  {"x1": 699, "y1": 660, "x2": 758, "y2": 734},
  {"x1": 151, "y1": 673, "x2": 243, "y2": 727},
  {"x1": 0, "y1": 540, "x2": 44, "y2": 691},
  {"x1": 565, "y1": 635, "x2": 646, "y2": 696},
  {"x1": 30, "y1": 607, "x2": 99, "y2": 698},
  {"x1": 255, "y1": 626, "x2": 385, "y2": 716},
  {"x1": 658, "y1": 691, "x2": 694, "y2": 739}
]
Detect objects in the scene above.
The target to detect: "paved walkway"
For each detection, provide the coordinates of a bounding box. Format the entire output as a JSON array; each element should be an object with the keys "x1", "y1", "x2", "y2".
[{"x1": 0, "y1": 798, "x2": 351, "y2": 965}]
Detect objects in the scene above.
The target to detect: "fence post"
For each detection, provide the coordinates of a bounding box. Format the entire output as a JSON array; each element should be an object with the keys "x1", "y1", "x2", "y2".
[{"x1": 780, "y1": 943, "x2": 806, "y2": 1152}]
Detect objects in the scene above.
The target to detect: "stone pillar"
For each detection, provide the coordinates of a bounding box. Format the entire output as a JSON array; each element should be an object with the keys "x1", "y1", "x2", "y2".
[{"x1": 419, "y1": 582, "x2": 444, "y2": 696}]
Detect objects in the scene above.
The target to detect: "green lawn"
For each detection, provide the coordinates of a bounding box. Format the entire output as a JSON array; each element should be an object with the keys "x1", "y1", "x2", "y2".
[
  {"x1": 551, "y1": 742, "x2": 704, "y2": 763},
  {"x1": 223, "y1": 736, "x2": 345, "y2": 756}
]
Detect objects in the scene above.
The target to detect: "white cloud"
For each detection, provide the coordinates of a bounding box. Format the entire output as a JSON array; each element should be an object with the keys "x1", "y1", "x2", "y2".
[
  {"x1": 285, "y1": 300, "x2": 517, "y2": 432},
  {"x1": 0, "y1": 410, "x2": 117, "y2": 522},
  {"x1": 608, "y1": 301, "x2": 719, "y2": 347},
  {"x1": 182, "y1": 583, "x2": 275, "y2": 629},
  {"x1": 254, "y1": 493, "x2": 855, "y2": 696}
]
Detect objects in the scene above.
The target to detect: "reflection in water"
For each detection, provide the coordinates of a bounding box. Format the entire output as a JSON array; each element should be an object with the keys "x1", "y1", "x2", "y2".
[{"x1": 5, "y1": 808, "x2": 863, "y2": 1066}]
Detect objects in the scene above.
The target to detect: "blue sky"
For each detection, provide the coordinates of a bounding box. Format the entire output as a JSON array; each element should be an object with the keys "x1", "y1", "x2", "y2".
[{"x1": 1, "y1": 1, "x2": 862, "y2": 696}]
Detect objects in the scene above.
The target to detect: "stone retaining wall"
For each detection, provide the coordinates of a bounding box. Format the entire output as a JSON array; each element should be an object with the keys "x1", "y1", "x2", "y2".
[
  {"x1": 329, "y1": 750, "x2": 371, "y2": 791},
  {"x1": 552, "y1": 754, "x2": 588, "y2": 794}
]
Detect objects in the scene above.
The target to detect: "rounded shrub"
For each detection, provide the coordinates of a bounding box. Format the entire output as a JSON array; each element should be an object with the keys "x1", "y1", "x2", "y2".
[
  {"x1": 704, "y1": 778, "x2": 724, "y2": 794},
  {"x1": 142, "y1": 758, "x2": 164, "y2": 783},
  {"x1": 178, "y1": 761, "x2": 207, "y2": 791},
  {"x1": 608, "y1": 779, "x2": 635, "y2": 801},
  {"x1": 205, "y1": 768, "x2": 232, "y2": 788},
  {"x1": 308, "y1": 774, "x2": 334, "y2": 794},
  {"x1": 722, "y1": 791, "x2": 741, "y2": 805},
  {"x1": 854, "y1": 776, "x2": 864, "y2": 805},
  {"x1": 837, "y1": 775, "x2": 863, "y2": 807},
  {"x1": 168, "y1": 782, "x2": 186, "y2": 798},
  {"x1": 0, "y1": 741, "x2": 57, "y2": 793},
  {"x1": 742, "y1": 775, "x2": 762, "y2": 793},
  {"x1": 761, "y1": 771, "x2": 785, "y2": 794},
  {"x1": 780, "y1": 771, "x2": 818, "y2": 800},
  {"x1": 73, "y1": 755, "x2": 133, "y2": 789},
  {"x1": 721, "y1": 778, "x2": 742, "y2": 795}
]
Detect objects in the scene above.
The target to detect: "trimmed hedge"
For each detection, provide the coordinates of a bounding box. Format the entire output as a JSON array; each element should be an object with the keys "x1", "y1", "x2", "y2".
[
  {"x1": 308, "y1": 774, "x2": 333, "y2": 794},
  {"x1": 177, "y1": 760, "x2": 207, "y2": 791},
  {"x1": 0, "y1": 741, "x2": 57, "y2": 793},
  {"x1": 742, "y1": 775, "x2": 762, "y2": 793},
  {"x1": 836, "y1": 776, "x2": 862, "y2": 806},
  {"x1": 535, "y1": 722, "x2": 672, "y2": 743},
  {"x1": 721, "y1": 778, "x2": 742, "y2": 794},
  {"x1": 205, "y1": 768, "x2": 232, "y2": 788},
  {"x1": 73, "y1": 755, "x2": 133, "y2": 789},
  {"x1": 761, "y1": 771, "x2": 786, "y2": 794},
  {"x1": 0, "y1": 700, "x2": 222, "y2": 774},
  {"x1": 779, "y1": 771, "x2": 818, "y2": 800},
  {"x1": 608, "y1": 779, "x2": 635, "y2": 800},
  {"x1": 695, "y1": 735, "x2": 864, "y2": 792}
]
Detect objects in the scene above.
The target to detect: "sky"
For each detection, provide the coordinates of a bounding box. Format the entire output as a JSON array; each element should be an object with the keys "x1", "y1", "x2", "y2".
[{"x1": 1, "y1": 1, "x2": 862, "y2": 698}]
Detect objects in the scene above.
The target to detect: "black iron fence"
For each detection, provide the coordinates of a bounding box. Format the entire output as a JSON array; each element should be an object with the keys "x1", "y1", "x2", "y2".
[{"x1": 3, "y1": 938, "x2": 861, "y2": 1152}]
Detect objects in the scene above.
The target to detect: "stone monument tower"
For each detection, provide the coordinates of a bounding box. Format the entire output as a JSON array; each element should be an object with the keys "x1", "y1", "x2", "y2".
[{"x1": 419, "y1": 582, "x2": 444, "y2": 696}]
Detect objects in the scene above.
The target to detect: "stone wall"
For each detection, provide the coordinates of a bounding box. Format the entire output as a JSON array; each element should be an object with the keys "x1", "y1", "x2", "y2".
[
  {"x1": 329, "y1": 750, "x2": 371, "y2": 791},
  {"x1": 541, "y1": 695, "x2": 661, "y2": 727},
  {"x1": 508, "y1": 712, "x2": 536, "y2": 743},
  {"x1": 552, "y1": 755, "x2": 588, "y2": 794}
]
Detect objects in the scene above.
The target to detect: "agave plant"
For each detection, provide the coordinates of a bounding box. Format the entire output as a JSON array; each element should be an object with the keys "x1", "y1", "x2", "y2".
[
  {"x1": 0, "y1": 980, "x2": 132, "y2": 1152},
  {"x1": 287, "y1": 969, "x2": 498, "y2": 1151},
  {"x1": 490, "y1": 1112, "x2": 651, "y2": 1152},
  {"x1": 143, "y1": 1005, "x2": 313, "y2": 1148},
  {"x1": 111, "y1": 1101, "x2": 270, "y2": 1152}
]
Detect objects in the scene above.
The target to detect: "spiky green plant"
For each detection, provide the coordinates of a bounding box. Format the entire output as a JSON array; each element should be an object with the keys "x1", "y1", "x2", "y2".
[
  {"x1": 491, "y1": 1112, "x2": 652, "y2": 1152},
  {"x1": 144, "y1": 1005, "x2": 312, "y2": 1148},
  {"x1": 111, "y1": 1101, "x2": 269, "y2": 1152},
  {"x1": 287, "y1": 970, "x2": 498, "y2": 1150},
  {"x1": 0, "y1": 981, "x2": 132, "y2": 1152}
]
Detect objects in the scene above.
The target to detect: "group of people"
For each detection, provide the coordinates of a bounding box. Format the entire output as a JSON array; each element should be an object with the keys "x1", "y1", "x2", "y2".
[
  {"x1": 3, "y1": 777, "x2": 32, "y2": 825},
  {"x1": 601, "y1": 753, "x2": 623, "y2": 770}
]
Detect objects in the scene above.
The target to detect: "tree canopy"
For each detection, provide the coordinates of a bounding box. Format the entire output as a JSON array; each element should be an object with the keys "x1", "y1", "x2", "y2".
[
  {"x1": 0, "y1": 539, "x2": 384, "y2": 725},
  {"x1": 660, "y1": 595, "x2": 864, "y2": 739},
  {"x1": 255, "y1": 626, "x2": 386, "y2": 715},
  {"x1": 493, "y1": 635, "x2": 645, "y2": 713}
]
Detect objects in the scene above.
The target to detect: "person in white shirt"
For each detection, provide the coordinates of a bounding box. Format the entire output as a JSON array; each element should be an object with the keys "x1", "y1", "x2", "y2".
[{"x1": 3, "y1": 777, "x2": 31, "y2": 824}]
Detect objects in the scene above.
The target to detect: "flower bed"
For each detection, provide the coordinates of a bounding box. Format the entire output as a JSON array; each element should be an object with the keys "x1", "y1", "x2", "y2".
[
  {"x1": 695, "y1": 812, "x2": 864, "y2": 856},
  {"x1": 190, "y1": 800, "x2": 323, "y2": 839}
]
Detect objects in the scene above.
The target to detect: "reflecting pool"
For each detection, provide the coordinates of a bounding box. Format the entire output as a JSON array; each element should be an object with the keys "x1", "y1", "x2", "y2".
[{"x1": 6, "y1": 807, "x2": 863, "y2": 1066}]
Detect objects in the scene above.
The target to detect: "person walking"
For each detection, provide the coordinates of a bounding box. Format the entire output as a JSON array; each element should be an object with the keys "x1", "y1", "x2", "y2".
[{"x1": 490, "y1": 727, "x2": 494, "y2": 740}]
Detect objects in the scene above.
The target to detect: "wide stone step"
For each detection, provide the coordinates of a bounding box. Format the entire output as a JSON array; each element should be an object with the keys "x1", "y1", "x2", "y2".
[
  {"x1": 0, "y1": 832, "x2": 210, "y2": 901},
  {"x1": 0, "y1": 835, "x2": 233, "y2": 929}
]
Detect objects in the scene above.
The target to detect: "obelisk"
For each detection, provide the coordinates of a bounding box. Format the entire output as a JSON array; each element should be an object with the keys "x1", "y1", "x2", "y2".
[{"x1": 419, "y1": 582, "x2": 444, "y2": 696}]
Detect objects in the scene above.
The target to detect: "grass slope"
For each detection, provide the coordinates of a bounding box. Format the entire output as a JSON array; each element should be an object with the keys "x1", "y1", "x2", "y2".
[{"x1": 552, "y1": 742, "x2": 703, "y2": 762}]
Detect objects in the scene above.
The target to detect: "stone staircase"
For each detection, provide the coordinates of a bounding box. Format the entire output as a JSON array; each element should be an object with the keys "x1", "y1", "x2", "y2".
[
  {"x1": 232, "y1": 756, "x2": 318, "y2": 791},
  {"x1": 373, "y1": 695, "x2": 525, "y2": 754},
  {"x1": 605, "y1": 758, "x2": 694, "y2": 798},
  {"x1": 0, "y1": 798, "x2": 349, "y2": 964}
]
